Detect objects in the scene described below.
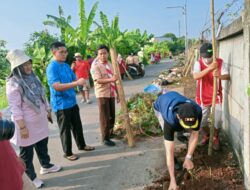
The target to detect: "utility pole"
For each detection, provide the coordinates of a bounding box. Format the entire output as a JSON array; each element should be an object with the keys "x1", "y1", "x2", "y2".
[
  {"x1": 184, "y1": 2, "x2": 188, "y2": 54},
  {"x1": 167, "y1": 1, "x2": 188, "y2": 58},
  {"x1": 178, "y1": 20, "x2": 181, "y2": 38}
]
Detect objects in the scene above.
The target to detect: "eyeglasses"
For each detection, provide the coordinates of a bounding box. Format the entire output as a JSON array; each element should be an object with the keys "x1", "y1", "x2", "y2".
[{"x1": 58, "y1": 51, "x2": 68, "y2": 54}]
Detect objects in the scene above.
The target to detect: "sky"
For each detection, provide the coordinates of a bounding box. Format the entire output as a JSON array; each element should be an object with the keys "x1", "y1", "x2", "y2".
[{"x1": 0, "y1": 0, "x2": 243, "y2": 50}]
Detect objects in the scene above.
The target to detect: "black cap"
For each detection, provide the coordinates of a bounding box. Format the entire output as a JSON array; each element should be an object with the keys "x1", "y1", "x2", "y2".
[
  {"x1": 200, "y1": 43, "x2": 213, "y2": 58},
  {"x1": 177, "y1": 103, "x2": 199, "y2": 129}
]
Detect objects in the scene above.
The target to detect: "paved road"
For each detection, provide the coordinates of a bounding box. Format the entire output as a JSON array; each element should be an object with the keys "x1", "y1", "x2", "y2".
[{"x1": 33, "y1": 60, "x2": 175, "y2": 190}]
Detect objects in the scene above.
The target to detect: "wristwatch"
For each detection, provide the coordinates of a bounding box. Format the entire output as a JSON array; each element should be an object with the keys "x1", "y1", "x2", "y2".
[{"x1": 185, "y1": 154, "x2": 192, "y2": 160}]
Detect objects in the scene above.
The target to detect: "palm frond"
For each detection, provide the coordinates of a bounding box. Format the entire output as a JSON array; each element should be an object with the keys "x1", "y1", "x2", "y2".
[
  {"x1": 67, "y1": 15, "x2": 72, "y2": 23},
  {"x1": 45, "y1": 15, "x2": 69, "y2": 28},
  {"x1": 79, "y1": 0, "x2": 87, "y2": 32},
  {"x1": 43, "y1": 20, "x2": 57, "y2": 27},
  {"x1": 58, "y1": 5, "x2": 64, "y2": 17},
  {"x1": 93, "y1": 21, "x2": 101, "y2": 28},
  {"x1": 86, "y1": 2, "x2": 99, "y2": 33},
  {"x1": 100, "y1": 11, "x2": 110, "y2": 30}
]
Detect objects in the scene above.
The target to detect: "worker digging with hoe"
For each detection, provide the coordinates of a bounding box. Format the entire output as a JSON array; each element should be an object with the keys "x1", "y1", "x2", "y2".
[{"x1": 154, "y1": 91, "x2": 202, "y2": 190}]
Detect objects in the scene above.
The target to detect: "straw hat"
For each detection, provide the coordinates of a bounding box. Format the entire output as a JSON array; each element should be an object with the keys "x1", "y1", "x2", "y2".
[
  {"x1": 6, "y1": 49, "x2": 31, "y2": 71},
  {"x1": 74, "y1": 52, "x2": 82, "y2": 57}
]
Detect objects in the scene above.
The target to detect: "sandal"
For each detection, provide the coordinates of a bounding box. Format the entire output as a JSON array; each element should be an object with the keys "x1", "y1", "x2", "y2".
[
  {"x1": 80, "y1": 145, "x2": 95, "y2": 151},
  {"x1": 64, "y1": 154, "x2": 78, "y2": 161}
]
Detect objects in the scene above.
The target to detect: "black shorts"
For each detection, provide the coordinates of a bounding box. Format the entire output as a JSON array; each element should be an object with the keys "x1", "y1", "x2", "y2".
[{"x1": 163, "y1": 120, "x2": 183, "y2": 141}]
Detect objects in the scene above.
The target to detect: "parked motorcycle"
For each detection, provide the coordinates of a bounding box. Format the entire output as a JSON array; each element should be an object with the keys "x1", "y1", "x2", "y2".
[{"x1": 126, "y1": 62, "x2": 145, "y2": 78}]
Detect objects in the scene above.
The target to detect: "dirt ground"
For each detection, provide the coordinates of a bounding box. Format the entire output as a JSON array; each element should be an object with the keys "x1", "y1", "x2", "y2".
[{"x1": 144, "y1": 75, "x2": 245, "y2": 190}]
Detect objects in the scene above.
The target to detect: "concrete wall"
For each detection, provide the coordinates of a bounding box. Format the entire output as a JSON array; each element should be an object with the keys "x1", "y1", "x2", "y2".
[
  {"x1": 218, "y1": 1, "x2": 250, "y2": 188},
  {"x1": 219, "y1": 32, "x2": 244, "y2": 163}
]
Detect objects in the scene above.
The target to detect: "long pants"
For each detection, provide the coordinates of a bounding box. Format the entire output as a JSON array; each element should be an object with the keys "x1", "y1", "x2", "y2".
[
  {"x1": 97, "y1": 97, "x2": 115, "y2": 141},
  {"x1": 56, "y1": 105, "x2": 86, "y2": 156},
  {"x1": 200, "y1": 104, "x2": 222, "y2": 130},
  {"x1": 19, "y1": 137, "x2": 52, "y2": 181}
]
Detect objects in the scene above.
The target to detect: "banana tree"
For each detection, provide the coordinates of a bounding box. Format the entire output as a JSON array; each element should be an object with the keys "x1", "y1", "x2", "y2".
[
  {"x1": 43, "y1": 1, "x2": 98, "y2": 58},
  {"x1": 73, "y1": 0, "x2": 98, "y2": 57},
  {"x1": 95, "y1": 11, "x2": 135, "y2": 147},
  {"x1": 62, "y1": 0, "x2": 99, "y2": 58},
  {"x1": 43, "y1": 5, "x2": 74, "y2": 42},
  {"x1": 31, "y1": 43, "x2": 53, "y2": 99}
]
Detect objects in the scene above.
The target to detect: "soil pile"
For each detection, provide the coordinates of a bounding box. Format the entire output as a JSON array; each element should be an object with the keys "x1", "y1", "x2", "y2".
[{"x1": 144, "y1": 144, "x2": 244, "y2": 190}]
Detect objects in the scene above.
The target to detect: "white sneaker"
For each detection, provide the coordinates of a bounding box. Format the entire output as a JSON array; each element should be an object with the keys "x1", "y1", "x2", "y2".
[
  {"x1": 32, "y1": 178, "x2": 44, "y2": 188},
  {"x1": 80, "y1": 99, "x2": 86, "y2": 103},
  {"x1": 87, "y1": 99, "x2": 92, "y2": 104},
  {"x1": 40, "y1": 165, "x2": 62, "y2": 175}
]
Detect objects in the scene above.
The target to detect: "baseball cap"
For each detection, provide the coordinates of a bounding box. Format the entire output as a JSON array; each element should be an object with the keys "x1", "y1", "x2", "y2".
[
  {"x1": 177, "y1": 103, "x2": 199, "y2": 129},
  {"x1": 200, "y1": 43, "x2": 213, "y2": 58}
]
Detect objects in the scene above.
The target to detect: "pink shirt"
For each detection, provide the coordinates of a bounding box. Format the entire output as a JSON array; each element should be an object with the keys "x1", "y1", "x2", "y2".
[
  {"x1": 91, "y1": 60, "x2": 114, "y2": 98},
  {"x1": 6, "y1": 81, "x2": 49, "y2": 147}
]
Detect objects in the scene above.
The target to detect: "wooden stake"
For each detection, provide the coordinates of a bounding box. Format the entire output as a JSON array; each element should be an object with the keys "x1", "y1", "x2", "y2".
[
  {"x1": 184, "y1": 50, "x2": 195, "y2": 76},
  {"x1": 121, "y1": 63, "x2": 133, "y2": 80},
  {"x1": 208, "y1": 0, "x2": 217, "y2": 156},
  {"x1": 110, "y1": 48, "x2": 135, "y2": 147}
]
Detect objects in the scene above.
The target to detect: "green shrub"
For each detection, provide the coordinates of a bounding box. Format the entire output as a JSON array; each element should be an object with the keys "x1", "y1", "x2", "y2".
[{"x1": 0, "y1": 86, "x2": 8, "y2": 109}]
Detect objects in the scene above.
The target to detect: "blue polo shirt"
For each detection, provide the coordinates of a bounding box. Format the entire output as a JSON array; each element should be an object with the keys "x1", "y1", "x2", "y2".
[
  {"x1": 46, "y1": 60, "x2": 77, "y2": 112},
  {"x1": 153, "y1": 91, "x2": 202, "y2": 129}
]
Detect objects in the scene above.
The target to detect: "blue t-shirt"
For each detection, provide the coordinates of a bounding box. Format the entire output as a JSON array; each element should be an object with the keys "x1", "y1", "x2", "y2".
[
  {"x1": 46, "y1": 60, "x2": 77, "y2": 112},
  {"x1": 154, "y1": 91, "x2": 202, "y2": 130}
]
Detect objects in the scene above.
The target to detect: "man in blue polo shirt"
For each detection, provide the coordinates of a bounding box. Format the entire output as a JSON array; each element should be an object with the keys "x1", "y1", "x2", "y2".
[
  {"x1": 154, "y1": 91, "x2": 202, "y2": 190},
  {"x1": 46, "y1": 42, "x2": 94, "y2": 161}
]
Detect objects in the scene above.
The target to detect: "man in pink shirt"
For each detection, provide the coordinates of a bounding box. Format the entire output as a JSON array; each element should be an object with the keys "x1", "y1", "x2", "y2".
[{"x1": 91, "y1": 45, "x2": 119, "y2": 146}]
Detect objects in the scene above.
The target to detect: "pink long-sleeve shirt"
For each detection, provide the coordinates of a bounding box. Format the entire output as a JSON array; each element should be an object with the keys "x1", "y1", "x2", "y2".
[{"x1": 6, "y1": 81, "x2": 49, "y2": 147}]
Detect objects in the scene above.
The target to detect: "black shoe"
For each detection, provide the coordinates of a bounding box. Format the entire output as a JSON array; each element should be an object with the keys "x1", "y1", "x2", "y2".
[{"x1": 103, "y1": 140, "x2": 116, "y2": 146}]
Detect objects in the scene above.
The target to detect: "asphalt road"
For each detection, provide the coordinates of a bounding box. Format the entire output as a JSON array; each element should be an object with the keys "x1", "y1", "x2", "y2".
[{"x1": 32, "y1": 59, "x2": 175, "y2": 190}]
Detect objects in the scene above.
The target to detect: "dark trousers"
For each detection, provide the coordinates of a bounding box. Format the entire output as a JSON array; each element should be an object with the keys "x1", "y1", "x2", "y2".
[
  {"x1": 97, "y1": 97, "x2": 115, "y2": 141},
  {"x1": 20, "y1": 137, "x2": 52, "y2": 181},
  {"x1": 56, "y1": 105, "x2": 86, "y2": 156}
]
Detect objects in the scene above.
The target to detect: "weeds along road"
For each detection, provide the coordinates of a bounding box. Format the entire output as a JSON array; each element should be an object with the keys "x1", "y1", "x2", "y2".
[{"x1": 34, "y1": 59, "x2": 174, "y2": 190}]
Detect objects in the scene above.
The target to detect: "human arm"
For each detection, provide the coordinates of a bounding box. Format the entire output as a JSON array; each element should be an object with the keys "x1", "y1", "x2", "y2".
[
  {"x1": 183, "y1": 131, "x2": 199, "y2": 170},
  {"x1": 213, "y1": 71, "x2": 230, "y2": 80},
  {"x1": 213, "y1": 62, "x2": 230, "y2": 80},
  {"x1": 52, "y1": 78, "x2": 85, "y2": 91},
  {"x1": 96, "y1": 75, "x2": 118, "y2": 84},
  {"x1": 92, "y1": 64, "x2": 118, "y2": 84},
  {"x1": 164, "y1": 140, "x2": 178, "y2": 190},
  {"x1": 47, "y1": 63, "x2": 85, "y2": 92},
  {"x1": 193, "y1": 61, "x2": 218, "y2": 80},
  {"x1": 6, "y1": 81, "x2": 29, "y2": 139}
]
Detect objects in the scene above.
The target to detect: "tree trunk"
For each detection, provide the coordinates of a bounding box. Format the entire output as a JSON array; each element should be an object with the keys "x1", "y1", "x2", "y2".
[
  {"x1": 208, "y1": 0, "x2": 217, "y2": 156},
  {"x1": 110, "y1": 47, "x2": 135, "y2": 147}
]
